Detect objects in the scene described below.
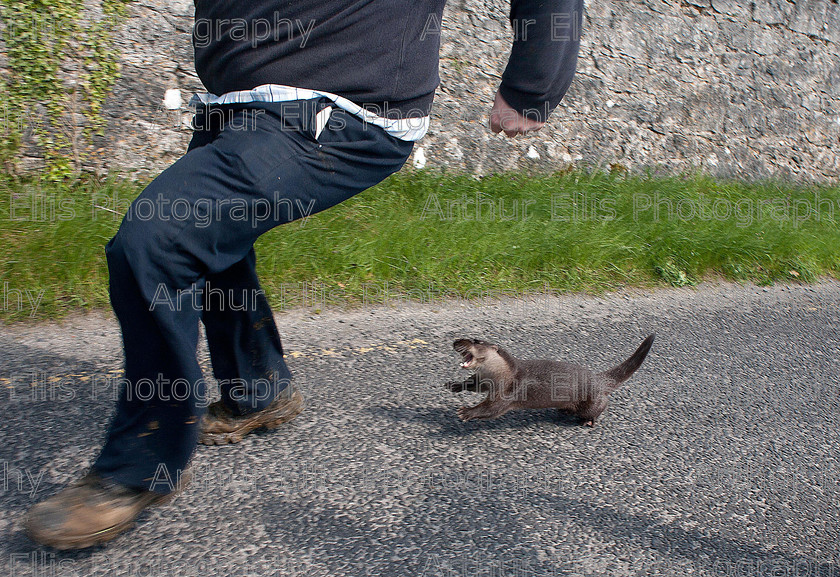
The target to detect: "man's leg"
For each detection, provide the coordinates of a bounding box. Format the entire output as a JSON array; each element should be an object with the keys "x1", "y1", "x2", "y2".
[
  {"x1": 198, "y1": 248, "x2": 303, "y2": 445},
  {"x1": 24, "y1": 100, "x2": 413, "y2": 548},
  {"x1": 202, "y1": 248, "x2": 291, "y2": 416}
]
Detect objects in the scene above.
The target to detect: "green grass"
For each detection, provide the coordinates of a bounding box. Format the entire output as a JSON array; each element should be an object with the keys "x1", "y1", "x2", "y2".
[{"x1": 1, "y1": 169, "x2": 839, "y2": 321}]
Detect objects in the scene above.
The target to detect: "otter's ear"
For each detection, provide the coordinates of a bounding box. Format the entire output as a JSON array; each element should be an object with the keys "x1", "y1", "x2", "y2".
[{"x1": 491, "y1": 345, "x2": 499, "y2": 351}]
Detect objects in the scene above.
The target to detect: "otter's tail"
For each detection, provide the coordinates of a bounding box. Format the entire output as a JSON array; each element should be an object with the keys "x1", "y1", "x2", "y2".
[{"x1": 601, "y1": 334, "x2": 655, "y2": 388}]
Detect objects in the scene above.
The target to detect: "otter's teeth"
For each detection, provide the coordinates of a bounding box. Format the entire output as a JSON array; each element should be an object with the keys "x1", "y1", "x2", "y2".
[{"x1": 460, "y1": 361, "x2": 469, "y2": 368}]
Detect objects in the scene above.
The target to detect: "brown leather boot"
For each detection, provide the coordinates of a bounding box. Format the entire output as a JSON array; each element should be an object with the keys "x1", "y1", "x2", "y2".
[
  {"x1": 199, "y1": 386, "x2": 304, "y2": 445},
  {"x1": 23, "y1": 468, "x2": 191, "y2": 550}
]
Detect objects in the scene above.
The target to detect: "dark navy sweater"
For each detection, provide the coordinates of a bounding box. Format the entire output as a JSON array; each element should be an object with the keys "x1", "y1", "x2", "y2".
[{"x1": 193, "y1": 1, "x2": 583, "y2": 121}]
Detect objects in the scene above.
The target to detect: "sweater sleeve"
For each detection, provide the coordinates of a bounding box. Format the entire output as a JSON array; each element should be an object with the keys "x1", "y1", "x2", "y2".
[{"x1": 499, "y1": 0, "x2": 583, "y2": 122}]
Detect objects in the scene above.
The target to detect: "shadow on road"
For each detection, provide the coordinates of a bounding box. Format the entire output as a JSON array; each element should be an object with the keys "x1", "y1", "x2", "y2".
[{"x1": 365, "y1": 404, "x2": 583, "y2": 437}]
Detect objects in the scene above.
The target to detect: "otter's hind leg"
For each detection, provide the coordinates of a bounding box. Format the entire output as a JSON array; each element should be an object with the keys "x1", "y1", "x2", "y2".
[{"x1": 577, "y1": 398, "x2": 608, "y2": 427}]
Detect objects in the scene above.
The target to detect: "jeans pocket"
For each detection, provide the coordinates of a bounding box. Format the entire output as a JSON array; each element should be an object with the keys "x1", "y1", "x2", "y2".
[{"x1": 314, "y1": 105, "x2": 333, "y2": 141}]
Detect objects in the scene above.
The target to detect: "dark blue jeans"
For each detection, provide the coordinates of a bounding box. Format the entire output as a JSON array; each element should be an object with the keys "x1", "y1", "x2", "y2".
[{"x1": 93, "y1": 99, "x2": 413, "y2": 492}]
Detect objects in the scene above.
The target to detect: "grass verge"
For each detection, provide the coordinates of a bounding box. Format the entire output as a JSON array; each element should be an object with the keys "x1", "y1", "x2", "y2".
[{"x1": 1, "y1": 169, "x2": 838, "y2": 322}]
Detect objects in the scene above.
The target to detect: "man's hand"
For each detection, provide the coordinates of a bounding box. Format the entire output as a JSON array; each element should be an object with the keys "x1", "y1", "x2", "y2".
[{"x1": 489, "y1": 91, "x2": 545, "y2": 137}]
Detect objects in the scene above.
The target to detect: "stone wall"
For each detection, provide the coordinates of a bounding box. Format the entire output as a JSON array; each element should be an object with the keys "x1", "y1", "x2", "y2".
[{"x1": 10, "y1": 0, "x2": 840, "y2": 181}]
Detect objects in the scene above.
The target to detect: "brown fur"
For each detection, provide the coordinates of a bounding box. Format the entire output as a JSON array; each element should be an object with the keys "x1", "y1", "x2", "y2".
[{"x1": 446, "y1": 335, "x2": 655, "y2": 426}]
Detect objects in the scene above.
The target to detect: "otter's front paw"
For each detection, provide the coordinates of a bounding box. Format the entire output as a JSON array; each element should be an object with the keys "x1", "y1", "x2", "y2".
[{"x1": 457, "y1": 406, "x2": 479, "y2": 421}]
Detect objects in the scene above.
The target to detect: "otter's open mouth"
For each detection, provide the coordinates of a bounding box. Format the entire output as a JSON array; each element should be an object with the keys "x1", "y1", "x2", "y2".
[{"x1": 453, "y1": 339, "x2": 480, "y2": 369}]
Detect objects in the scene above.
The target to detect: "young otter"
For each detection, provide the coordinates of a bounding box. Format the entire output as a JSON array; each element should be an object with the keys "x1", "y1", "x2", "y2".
[{"x1": 446, "y1": 335, "x2": 655, "y2": 426}]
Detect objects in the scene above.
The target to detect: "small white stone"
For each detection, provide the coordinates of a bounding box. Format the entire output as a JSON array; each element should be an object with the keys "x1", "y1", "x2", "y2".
[
  {"x1": 708, "y1": 153, "x2": 719, "y2": 166},
  {"x1": 413, "y1": 147, "x2": 427, "y2": 169},
  {"x1": 163, "y1": 89, "x2": 182, "y2": 110},
  {"x1": 606, "y1": 100, "x2": 616, "y2": 108},
  {"x1": 526, "y1": 146, "x2": 540, "y2": 160}
]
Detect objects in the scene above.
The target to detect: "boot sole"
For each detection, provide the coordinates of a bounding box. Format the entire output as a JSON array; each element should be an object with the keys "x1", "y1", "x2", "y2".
[{"x1": 31, "y1": 517, "x2": 140, "y2": 551}]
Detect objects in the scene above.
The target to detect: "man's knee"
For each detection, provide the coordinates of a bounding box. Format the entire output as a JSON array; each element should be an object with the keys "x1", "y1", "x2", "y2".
[
  {"x1": 106, "y1": 216, "x2": 151, "y2": 266},
  {"x1": 110, "y1": 172, "x2": 200, "y2": 261}
]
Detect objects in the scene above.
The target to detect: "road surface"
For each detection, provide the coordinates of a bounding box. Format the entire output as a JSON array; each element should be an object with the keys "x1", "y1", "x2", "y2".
[{"x1": 1, "y1": 281, "x2": 838, "y2": 576}]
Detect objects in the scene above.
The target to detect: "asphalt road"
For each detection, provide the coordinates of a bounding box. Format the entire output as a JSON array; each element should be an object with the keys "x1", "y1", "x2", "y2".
[{"x1": 1, "y1": 281, "x2": 839, "y2": 577}]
